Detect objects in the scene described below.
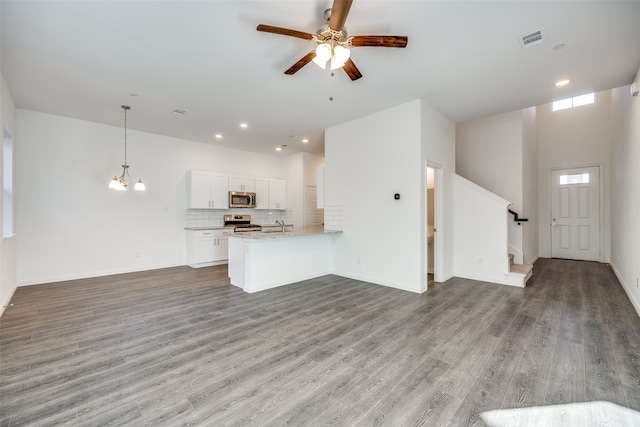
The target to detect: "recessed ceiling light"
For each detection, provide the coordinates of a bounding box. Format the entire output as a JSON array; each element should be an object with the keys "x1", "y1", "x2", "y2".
[
  {"x1": 555, "y1": 79, "x2": 570, "y2": 87},
  {"x1": 173, "y1": 108, "x2": 187, "y2": 116},
  {"x1": 302, "y1": 138, "x2": 309, "y2": 143},
  {"x1": 215, "y1": 134, "x2": 223, "y2": 139},
  {"x1": 552, "y1": 43, "x2": 566, "y2": 51},
  {"x1": 128, "y1": 92, "x2": 138, "y2": 97},
  {"x1": 240, "y1": 123, "x2": 248, "y2": 129},
  {"x1": 275, "y1": 147, "x2": 282, "y2": 151}
]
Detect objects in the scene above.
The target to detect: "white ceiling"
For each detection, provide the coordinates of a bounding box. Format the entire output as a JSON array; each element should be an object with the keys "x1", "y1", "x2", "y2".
[{"x1": 2, "y1": 1, "x2": 639, "y2": 157}]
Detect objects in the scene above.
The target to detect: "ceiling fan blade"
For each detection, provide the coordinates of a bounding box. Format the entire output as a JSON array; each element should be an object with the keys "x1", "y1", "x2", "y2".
[
  {"x1": 284, "y1": 51, "x2": 317, "y2": 75},
  {"x1": 342, "y1": 58, "x2": 362, "y2": 81},
  {"x1": 256, "y1": 24, "x2": 314, "y2": 41},
  {"x1": 329, "y1": 0, "x2": 353, "y2": 32},
  {"x1": 350, "y1": 35, "x2": 408, "y2": 48}
]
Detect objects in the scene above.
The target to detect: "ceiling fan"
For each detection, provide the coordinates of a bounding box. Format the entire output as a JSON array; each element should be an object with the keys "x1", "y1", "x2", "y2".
[{"x1": 256, "y1": 0, "x2": 408, "y2": 81}]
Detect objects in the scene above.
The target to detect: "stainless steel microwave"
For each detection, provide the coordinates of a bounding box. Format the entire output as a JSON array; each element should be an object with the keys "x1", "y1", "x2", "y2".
[{"x1": 229, "y1": 191, "x2": 256, "y2": 208}]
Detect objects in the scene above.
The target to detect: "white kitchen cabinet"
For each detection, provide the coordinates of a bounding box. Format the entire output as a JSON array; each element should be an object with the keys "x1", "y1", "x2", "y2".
[
  {"x1": 216, "y1": 234, "x2": 229, "y2": 261},
  {"x1": 187, "y1": 171, "x2": 229, "y2": 209},
  {"x1": 228, "y1": 175, "x2": 255, "y2": 192},
  {"x1": 186, "y1": 229, "x2": 229, "y2": 267},
  {"x1": 269, "y1": 179, "x2": 287, "y2": 210},
  {"x1": 254, "y1": 177, "x2": 269, "y2": 209}
]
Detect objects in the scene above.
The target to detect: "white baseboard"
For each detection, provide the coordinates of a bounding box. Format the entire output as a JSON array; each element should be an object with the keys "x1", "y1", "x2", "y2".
[
  {"x1": 611, "y1": 263, "x2": 640, "y2": 318},
  {"x1": 331, "y1": 270, "x2": 424, "y2": 294},
  {"x1": 0, "y1": 285, "x2": 18, "y2": 318},
  {"x1": 17, "y1": 262, "x2": 186, "y2": 287},
  {"x1": 243, "y1": 269, "x2": 333, "y2": 293}
]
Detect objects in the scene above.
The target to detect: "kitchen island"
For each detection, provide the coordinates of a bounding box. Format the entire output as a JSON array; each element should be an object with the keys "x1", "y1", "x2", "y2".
[{"x1": 228, "y1": 227, "x2": 342, "y2": 293}]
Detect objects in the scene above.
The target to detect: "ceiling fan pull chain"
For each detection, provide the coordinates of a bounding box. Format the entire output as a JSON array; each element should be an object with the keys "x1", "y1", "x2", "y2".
[{"x1": 329, "y1": 71, "x2": 335, "y2": 101}]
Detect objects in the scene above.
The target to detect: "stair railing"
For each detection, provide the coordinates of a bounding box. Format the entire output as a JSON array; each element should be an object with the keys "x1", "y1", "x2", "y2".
[{"x1": 508, "y1": 209, "x2": 529, "y2": 225}]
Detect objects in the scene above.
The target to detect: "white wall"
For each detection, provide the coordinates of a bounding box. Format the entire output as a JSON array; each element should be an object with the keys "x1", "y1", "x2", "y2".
[
  {"x1": 303, "y1": 152, "x2": 324, "y2": 186},
  {"x1": 325, "y1": 100, "x2": 423, "y2": 292},
  {"x1": 283, "y1": 152, "x2": 324, "y2": 230},
  {"x1": 453, "y1": 175, "x2": 510, "y2": 284},
  {"x1": 16, "y1": 109, "x2": 289, "y2": 285},
  {"x1": 285, "y1": 153, "x2": 304, "y2": 229},
  {"x1": 420, "y1": 100, "x2": 456, "y2": 282},
  {"x1": 455, "y1": 109, "x2": 544, "y2": 264},
  {"x1": 522, "y1": 106, "x2": 538, "y2": 264},
  {"x1": 456, "y1": 111, "x2": 523, "y2": 210},
  {"x1": 1, "y1": 73, "x2": 18, "y2": 314},
  {"x1": 537, "y1": 90, "x2": 612, "y2": 261},
  {"x1": 611, "y1": 79, "x2": 640, "y2": 315},
  {"x1": 325, "y1": 99, "x2": 455, "y2": 293}
]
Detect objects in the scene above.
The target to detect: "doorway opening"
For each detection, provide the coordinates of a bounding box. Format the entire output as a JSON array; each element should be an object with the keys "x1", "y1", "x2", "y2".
[
  {"x1": 427, "y1": 167, "x2": 436, "y2": 284},
  {"x1": 304, "y1": 185, "x2": 323, "y2": 228}
]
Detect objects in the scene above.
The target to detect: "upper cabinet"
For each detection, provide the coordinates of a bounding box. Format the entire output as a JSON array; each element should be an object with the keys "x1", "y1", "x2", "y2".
[
  {"x1": 254, "y1": 177, "x2": 269, "y2": 210},
  {"x1": 268, "y1": 179, "x2": 287, "y2": 210},
  {"x1": 254, "y1": 177, "x2": 286, "y2": 210},
  {"x1": 187, "y1": 171, "x2": 229, "y2": 209},
  {"x1": 187, "y1": 170, "x2": 285, "y2": 210},
  {"x1": 228, "y1": 175, "x2": 255, "y2": 193}
]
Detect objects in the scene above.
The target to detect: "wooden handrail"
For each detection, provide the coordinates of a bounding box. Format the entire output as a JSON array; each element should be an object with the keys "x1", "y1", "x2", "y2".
[{"x1": 508, "y1": 209, "x2": 529, "y2": 225}]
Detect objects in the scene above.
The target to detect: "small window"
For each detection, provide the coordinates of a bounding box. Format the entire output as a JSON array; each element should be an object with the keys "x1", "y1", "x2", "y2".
[
  {"x1": 553, "y1": 93, "x2": 595, "y2": 111},
  {"x1": 559, "y1": 173, "x2": 589, "y2": 185},
  {"x1": 572, "y1": 93, "x2": 595, "y2": 107},
  {"x1": 552, "y1": 98, "x2": 573, "y2": 111}
]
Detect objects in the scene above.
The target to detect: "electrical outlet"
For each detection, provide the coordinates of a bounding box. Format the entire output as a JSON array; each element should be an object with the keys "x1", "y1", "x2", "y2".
[
  {"x1": 136, "y1": 251, "x2": 142, "y2": 258},
  {"x1": 636, "y1": 278, "x2": 639, "y2": 289},
  {"x1": 477, "y1": 257, "x2": 483, "y2": 265},
  {"x1": 356, "y1": 257, "x2": 361, "y2": 265}
]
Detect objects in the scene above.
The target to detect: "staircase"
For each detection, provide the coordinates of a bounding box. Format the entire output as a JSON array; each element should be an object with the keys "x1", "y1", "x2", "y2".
[{"x1": 505, "y1": 253, "x2": 533, "y2": 287}]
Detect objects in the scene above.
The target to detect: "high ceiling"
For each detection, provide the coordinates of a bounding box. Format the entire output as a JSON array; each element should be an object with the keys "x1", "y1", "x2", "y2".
[{"x1": 2, "y1": 1, "x2": 639, "y2": 156}]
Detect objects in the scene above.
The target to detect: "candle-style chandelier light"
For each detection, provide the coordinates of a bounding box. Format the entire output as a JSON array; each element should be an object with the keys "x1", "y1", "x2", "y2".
[{"x1": 108, "y1": 105, "x2": 145, "y2": 191}]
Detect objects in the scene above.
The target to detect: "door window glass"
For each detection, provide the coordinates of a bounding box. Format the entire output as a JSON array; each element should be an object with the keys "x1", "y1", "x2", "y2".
[{"x1": 559, "y1": 173, "x2": 589, "y2": 185}]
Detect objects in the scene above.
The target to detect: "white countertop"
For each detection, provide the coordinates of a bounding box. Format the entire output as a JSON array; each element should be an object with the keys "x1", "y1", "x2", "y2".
[
  {"x1": 184, "y1": 226, "x2": 230, "y2": 231},
  {"x1": 227, "y1": 226, "x2": 342, "y2": 240}
]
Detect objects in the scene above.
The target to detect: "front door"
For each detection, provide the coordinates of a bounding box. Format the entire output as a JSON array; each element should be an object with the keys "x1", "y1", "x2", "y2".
[{"x1": 550, "y1": 166, "x2": 600, "y2": 261}]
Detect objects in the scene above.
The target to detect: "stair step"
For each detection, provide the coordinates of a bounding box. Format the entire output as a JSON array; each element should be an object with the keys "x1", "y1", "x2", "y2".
[
  {"x1": 509, "y1": 263, "x2": 533, "y2": 275},
  {"x1": 505, "y1": 263, "x2": 533, "y2": 288}
]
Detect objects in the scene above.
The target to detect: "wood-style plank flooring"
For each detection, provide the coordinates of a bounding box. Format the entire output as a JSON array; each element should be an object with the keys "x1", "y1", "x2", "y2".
[{"x1": 1, "y1": 258, "x2": 640, "y2": 426}]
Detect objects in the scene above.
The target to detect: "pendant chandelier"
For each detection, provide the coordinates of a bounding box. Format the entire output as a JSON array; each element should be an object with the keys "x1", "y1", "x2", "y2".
[{"x1": 108, "y1": 105, "x2": 145, "y2": 191}]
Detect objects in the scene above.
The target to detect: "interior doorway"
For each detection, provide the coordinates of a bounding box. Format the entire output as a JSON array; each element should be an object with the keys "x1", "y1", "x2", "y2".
[
  {"x1": 550, "y1": 166, "x2": 601, "y2": 261},
  {"x1": 427, "y1": 167, "x2": 436, "y2": 283},
  {"x1": 304, "y1": 185, "x2": 324, "y2": 228},
  {"x1": 425, "y1": 161, "x2": 443, "y2": 289}
]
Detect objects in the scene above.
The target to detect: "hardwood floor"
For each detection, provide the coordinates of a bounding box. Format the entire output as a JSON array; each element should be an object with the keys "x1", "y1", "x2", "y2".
[{"x1": 1, "y1": 258, "x2": 640, "y2": 426}]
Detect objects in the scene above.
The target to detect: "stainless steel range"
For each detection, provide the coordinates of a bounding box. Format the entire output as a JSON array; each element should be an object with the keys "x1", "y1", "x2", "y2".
[{"x1": 224, "y1": 214, "x2": 262, "y2": 232}]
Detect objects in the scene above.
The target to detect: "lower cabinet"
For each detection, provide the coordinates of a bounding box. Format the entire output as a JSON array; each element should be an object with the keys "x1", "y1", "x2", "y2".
[{"x1": 186, "y1": 230, "x2": 229, "y2": 268}]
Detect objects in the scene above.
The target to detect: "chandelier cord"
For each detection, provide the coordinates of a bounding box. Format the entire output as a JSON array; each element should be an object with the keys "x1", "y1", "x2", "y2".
[{"x1": 123, "y1": 105, "x2": 128, "y2": 166}]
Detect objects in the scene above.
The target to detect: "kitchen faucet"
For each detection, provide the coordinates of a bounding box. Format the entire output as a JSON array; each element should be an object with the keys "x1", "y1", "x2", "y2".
[{"x1": 275, "y1": 219, "x2": 285, "y2": 232}]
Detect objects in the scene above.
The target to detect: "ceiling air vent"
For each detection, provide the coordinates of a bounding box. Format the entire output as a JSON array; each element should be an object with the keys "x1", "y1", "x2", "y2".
[{"x1": 519, "y1": 28, "x2": 545, "y2": 49}]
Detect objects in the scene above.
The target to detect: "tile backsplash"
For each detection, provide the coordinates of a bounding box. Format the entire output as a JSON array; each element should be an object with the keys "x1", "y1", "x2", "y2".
[
  {"x1": 186, "y1": 209, "x2": 293, "y2": 227},
  {"x1": 323, "y1": 205, "x2": 343, "y2": 231}
]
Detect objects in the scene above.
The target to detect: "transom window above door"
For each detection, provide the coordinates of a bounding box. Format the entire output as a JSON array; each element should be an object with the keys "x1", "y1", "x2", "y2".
[{"x1": 559, "y1": 173, "x2": 589, "y2": 185}]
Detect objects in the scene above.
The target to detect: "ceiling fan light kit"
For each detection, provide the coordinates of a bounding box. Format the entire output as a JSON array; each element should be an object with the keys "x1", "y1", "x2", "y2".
[{"x1": 257, "y1": 0, "x2": 408, "y2": 81}]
